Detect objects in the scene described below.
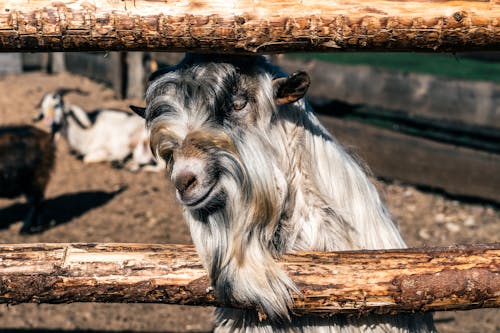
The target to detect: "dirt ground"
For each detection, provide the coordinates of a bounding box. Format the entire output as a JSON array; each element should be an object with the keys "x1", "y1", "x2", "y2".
[{"x1": 0, "y1": 72, "x2": 498, "y2": 333}]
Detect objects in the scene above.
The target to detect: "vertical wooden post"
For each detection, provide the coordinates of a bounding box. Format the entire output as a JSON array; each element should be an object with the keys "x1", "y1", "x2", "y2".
[
  {"x1": 49, "y1": 53, "x2": 66, "y2": 73},
  {"x1": 125, "y1": 52, "x2": 145, "y2": 99},
  {"x1": 109, "y1": 52, "x2": 126, "y2": 99}
]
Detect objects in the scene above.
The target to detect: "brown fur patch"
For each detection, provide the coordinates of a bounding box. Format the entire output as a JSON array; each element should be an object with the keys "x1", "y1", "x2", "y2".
[
  {"x1": 33, "y1": 129, "x2": 55, "y2": 194},
  {"x1": 149, "y1": 122, "x2": 180, "y2": 159},
  {"x1": 0, "y1": 126, "x2": 55, "y2": 198},
  {"x1": 184, "y1": 130, "x2": 237, "y2": 154},
  {"x1": 231, "y1": 181, "x2": 282, "y2": 265},
  {"x1": 274, "y1": 95, "x2": 301, "y2": 105}
]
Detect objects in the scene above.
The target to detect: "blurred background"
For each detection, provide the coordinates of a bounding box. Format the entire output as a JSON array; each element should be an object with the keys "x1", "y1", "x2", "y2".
[{"x1": 0, "y1": 51, "x2": 498, "y2": 332}]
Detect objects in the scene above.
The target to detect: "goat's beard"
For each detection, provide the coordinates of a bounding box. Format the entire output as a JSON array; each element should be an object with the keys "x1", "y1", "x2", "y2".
[
  {"x1": 179, "y1": 146, "x2": 245, "y2": 215},
  {"x1": 183, "y1": 130, "x2": 297, "y2": 321},
  {"x1": 188, "y1": 129, "x2": 287, "y2": 231}
]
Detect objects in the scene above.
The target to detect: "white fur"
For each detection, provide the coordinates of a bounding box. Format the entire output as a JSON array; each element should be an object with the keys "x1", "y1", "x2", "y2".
[
  {"x1": 37, "y1": 91, "x2": 163, "y2": 172},
  {"x1": 145, "y1": 55, "x2": 436, "y2": 333}
]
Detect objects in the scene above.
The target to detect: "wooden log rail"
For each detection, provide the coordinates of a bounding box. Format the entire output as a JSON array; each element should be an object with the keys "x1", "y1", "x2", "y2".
[
  {"x1": 0, "y1": 0, "x2": 498, "y2": 52},
  {"x1": 0, "y1": 243, "x2": 498, "y2": 315}
]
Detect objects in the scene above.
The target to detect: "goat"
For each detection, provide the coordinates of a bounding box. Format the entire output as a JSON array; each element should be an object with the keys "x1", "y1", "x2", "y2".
[
  {"x1": 0, "y1": 125, "x2": 55, "y2": 234},
  {"x1": 34, "y1": 88, "x2": 162, "y2": 172},
  {"x1": 131, "y1": 54, "x2": 436, "y2": 332}
]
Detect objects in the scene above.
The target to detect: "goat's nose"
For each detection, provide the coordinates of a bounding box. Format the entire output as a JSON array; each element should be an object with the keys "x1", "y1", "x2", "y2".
[{"x1": 174, "y1": 172, "x2": 198, "y2": 195}]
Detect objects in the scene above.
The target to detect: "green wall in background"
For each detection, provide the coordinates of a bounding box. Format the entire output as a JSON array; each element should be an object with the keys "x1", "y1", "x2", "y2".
[{"x1": 288, "y1": 53, "x2": 500, "y2": 83}]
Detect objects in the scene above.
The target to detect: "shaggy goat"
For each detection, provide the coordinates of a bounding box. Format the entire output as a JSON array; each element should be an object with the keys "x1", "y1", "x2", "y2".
[
  {"x1": 132, "y1": 54, "x2": 436, "y2": 333},
  {"x1": 0, "y1": 125, "x2": 55, "y2": 234},
  {"x1": 34, "y1": 88, "x2": 161, "y2": 172}
]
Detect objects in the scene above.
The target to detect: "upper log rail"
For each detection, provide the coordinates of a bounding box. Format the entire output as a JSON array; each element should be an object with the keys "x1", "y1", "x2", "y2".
[
  {"x1": 0, "y1": 242, "x2": 498, "y2": 315},
  {"x1": 0, "y1": 0, "x2": 498, "y2": 52}
]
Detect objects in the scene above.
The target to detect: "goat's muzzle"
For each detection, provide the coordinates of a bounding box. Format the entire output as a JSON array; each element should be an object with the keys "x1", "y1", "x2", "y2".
[
  {"x1": 172, "y1": 166, "x2": 219, "y2": 209},
  {"x1": 151, "y1": 122, "x2": 239, "y2": 209},
  {"x1": 170, "y1": 133, "x2": 230, "y2": 209},
  {"x1": 175, "y1": 171, "x2": 198, "y2": 197}
]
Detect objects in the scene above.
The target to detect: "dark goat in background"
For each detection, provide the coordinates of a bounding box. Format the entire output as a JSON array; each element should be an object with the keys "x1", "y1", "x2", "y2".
[{"x1": 0, "y1": 125, "x2": 55, "y2": 234}]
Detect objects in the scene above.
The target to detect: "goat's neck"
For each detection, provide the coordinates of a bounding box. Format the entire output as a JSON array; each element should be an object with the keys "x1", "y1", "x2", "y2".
[
  {"x1": 62, "y1": 107, "x2": 93, "y2": 155},
  {"x1": 274, "y1": 103, "x2": 406, "y2": 251},
  {"x1": 183, "y1": 101, "x2": 408, "y2": 321}
]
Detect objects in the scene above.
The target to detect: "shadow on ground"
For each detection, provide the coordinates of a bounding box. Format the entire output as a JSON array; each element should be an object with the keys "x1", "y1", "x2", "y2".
[{"x1": 0, "y1": 187, "x2": 126, "y2": 232}]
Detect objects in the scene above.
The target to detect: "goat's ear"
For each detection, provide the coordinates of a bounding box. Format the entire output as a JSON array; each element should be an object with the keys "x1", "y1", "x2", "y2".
[
  {"x1": 55, "y1": 88, "x2": 89, "y2": 98},
  {"x1": 130, "y1": 105, "x2": 147, "y2": 119},
  {"x1": 32, "y1": 112, "x2": 44, "y2": 123},
  {"x1": 273, "y1": 71, "x2": 310, "y2": 105},
  {"x1": 35, "y1": 95, "x2": 45, "y2": 109}
]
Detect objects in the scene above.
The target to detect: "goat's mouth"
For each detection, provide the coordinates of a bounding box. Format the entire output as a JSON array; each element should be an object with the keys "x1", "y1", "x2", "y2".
[{"x1": 176, "y1": 182, "x2": 219, "y2": 210}]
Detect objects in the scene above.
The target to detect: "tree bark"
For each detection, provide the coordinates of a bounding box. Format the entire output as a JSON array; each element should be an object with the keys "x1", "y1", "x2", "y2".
[
  {"x1": 0, "y1": 0, "x2": 498, "y2": 53},
  {"x1": 0, "y1": 243, "x2": 498, "y2": 315}
]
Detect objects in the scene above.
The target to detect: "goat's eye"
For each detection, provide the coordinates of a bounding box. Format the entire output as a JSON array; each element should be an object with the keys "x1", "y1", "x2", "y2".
[
  {"x1": 232, "y1": 97, "x2": 247, "y2": 111},
  {"x1": 158, "y1": 145, "x2": 175, "y2": 164},
  {"x1": 161, "y1": 150, "x2": 174, "y2": 165}
]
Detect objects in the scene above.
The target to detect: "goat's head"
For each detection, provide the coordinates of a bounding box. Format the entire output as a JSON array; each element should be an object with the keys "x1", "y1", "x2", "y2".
[
  {"x1": 131, "y1": 54, "x2": 310, "y2": 212},
  {"x1": 33, "y1": 88, "x2": 88, "y2": 133}
]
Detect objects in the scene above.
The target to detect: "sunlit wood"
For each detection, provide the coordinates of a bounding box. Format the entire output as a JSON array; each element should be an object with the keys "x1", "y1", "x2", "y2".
[
  {"x1": 0, "y1": 0, "x2": 498, "y2": 52},
  {"x1": 0, "y1": 243, "x2": 498, "y2": 315}
]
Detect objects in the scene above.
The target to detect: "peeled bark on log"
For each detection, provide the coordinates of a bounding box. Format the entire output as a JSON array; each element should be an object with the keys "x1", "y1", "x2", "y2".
[
  {"x1": 0, "y1": 243, "x2": 498, "y2": 315},
  {"x1": 0, "y1": 0, "x2": 498, "y2": 52}
]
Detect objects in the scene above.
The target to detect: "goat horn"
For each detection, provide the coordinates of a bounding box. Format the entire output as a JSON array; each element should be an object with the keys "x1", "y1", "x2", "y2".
[
  {"x1": 55, "y1": 88, "x2": 90, "y2": 97},
  {"x1": 32, "y1": 112, "x2": 44, "y2": 122}
]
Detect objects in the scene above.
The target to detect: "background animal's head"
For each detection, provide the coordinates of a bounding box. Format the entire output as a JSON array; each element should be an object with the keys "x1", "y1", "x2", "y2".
[
  {"x1": 131, "y1": 54, "x2": 310, "y2": 212},
  {"x1": 33, "y1": 88, "x2": 89, "y2": 133}
]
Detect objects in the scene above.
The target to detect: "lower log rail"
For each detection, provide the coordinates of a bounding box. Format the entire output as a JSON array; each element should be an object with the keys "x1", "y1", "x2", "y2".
[{"x1": 0, "y1": 243, "x2": 498, "y2": 316}]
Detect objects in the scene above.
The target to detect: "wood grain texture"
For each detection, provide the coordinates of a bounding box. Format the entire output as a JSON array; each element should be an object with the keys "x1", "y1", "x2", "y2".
[
  {"x1": 0, "y1": 243, "x2": 498, "y2": 315},
  {"x1": 0, "y1": 0, "x2": 498, "y2": 52}
]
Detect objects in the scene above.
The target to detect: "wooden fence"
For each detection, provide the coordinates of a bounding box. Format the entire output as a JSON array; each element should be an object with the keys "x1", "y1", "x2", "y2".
[
  {"x1": 0, "y1": 0, "x2": 498, "y2": 52},
  {"x1": 0, "y1": 243, "x2": 498, "y2": 315}
]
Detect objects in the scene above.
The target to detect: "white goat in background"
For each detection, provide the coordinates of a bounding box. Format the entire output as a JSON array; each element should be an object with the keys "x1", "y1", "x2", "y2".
[
  {"x1": 132, "y1": 54, "x2": 436, "y2": 333},
  {"x1": 34, "y1": 88, "x2": 162, "y2": 172}
]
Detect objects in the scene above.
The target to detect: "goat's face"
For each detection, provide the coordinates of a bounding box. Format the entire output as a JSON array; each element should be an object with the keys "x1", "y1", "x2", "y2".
[
  {"x1": 34, "y1": 89, "x2": 89, "y2": 133},
  {"x1": 131, "y1": 55, "x2": 310, "y2": 211},
  {"x1": 34, "y1": 92, "x2": 65, "y2": 132}
]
